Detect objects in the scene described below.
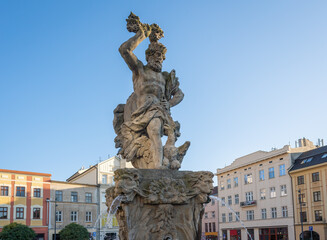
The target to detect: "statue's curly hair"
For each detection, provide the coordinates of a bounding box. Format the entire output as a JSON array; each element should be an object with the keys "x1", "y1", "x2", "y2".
[{"x1": 145, "y1": 42, "x2": 167, "y2": 62}]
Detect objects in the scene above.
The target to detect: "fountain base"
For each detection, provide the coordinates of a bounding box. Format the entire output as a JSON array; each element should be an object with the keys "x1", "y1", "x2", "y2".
[{"x1": 106, "y1": 168, "x2": 214, "y2": 240}]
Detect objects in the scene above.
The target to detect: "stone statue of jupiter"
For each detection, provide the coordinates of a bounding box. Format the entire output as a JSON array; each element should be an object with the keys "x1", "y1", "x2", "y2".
[{"x1": 113, "y1": 13, "x2": 190, "y2": 170}]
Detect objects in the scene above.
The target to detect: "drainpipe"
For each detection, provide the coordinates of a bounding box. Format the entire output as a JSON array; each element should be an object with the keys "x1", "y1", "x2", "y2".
[{"x1": 298, "y1": 189, "x2": 304, "y2": 240}]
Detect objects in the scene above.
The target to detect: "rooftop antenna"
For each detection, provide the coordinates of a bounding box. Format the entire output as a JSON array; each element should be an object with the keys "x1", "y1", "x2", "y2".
[
  {"x1": 99, "y1": 156, "x2": 102, "y2": 163},
  {"x1": 108, "y1": 154, "x2": 111, "y2": 159}
]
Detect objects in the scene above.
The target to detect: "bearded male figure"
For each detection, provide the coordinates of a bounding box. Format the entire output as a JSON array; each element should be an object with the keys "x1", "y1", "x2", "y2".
[{"x1": 113, "y1": 13, "x2": 189, "y2": 169}]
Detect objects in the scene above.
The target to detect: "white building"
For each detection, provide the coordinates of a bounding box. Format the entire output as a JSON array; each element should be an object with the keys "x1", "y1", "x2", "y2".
[
  {"x1": 67, "y1": 156, "x2": 132, "y2": 240},
  {"x1": 216, "y1": 140, "x2": 315, "y2": 240}
]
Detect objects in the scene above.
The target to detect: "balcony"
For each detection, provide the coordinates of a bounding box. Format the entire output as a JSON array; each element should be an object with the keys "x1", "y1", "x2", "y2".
[{"x1": 240, "y1": 200, "x2": 257, "y2": 207}]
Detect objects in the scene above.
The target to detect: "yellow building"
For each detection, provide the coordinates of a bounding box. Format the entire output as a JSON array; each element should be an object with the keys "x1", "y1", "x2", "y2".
[
  {"x1": 289, "y1": 145, "x2": 327, "y2": 240},
  {"x1": 0, "y1": 169, "x2": 51, "y2": 240}
]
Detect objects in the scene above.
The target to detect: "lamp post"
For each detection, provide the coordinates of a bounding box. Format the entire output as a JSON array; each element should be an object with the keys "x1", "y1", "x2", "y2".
[{"x1": 298, "y1": 189, "x2": 304, "y2": 240}]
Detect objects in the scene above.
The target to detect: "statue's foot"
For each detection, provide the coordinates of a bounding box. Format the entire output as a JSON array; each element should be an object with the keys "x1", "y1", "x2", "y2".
[{"x1": 170, "y1": 160, "x2": 181, "y2": 170}]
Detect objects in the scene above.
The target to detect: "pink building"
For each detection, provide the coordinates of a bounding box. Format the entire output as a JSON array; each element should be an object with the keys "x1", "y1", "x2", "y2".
[{"x1": 202, "y1": 186, "x2": 219, "y2": 240}]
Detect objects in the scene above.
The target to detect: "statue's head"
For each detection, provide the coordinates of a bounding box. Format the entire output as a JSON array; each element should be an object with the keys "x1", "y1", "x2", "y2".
[{"x1": 146, "y1": 42, "x2": 167, "y2": 72}]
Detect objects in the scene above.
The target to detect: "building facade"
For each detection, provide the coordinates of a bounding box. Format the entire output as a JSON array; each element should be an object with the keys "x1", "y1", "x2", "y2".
[
  {"x1": 202, "y1": 186, "x2": 219, "y2": 240},
  {"x1": 289, "y1": 145, "x2": 327, "y2": 240},
  {"x1": 0, "y1": 169, "x2": 51, "y2": 240},
  {"x1": 67, "y1": 155, "x2": 132, "y2": 240},
  {"x1": 48, "y1": 180, "x2": 97, "y2": 240},
  {"x1": 216, "y1": 141, "x2": 316, "y2": 240}
]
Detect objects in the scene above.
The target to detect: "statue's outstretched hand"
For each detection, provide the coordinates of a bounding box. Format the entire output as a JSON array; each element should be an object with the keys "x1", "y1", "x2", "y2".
[{"x1": 139, "y1": 23, "x2": 151, "y2": 38}]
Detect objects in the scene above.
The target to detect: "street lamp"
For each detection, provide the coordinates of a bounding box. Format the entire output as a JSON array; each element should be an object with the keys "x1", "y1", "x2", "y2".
[{"x1": 298, "y1": 189, "x2": 304, "y2": 240}]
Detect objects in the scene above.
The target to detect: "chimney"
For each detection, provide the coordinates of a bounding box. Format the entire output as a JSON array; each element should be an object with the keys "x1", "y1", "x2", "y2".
[
  {"x1": 298, "y1": 139, "x2": 303, "y2": 147},
  {"x1": 295, "y1": 141, "x2": 298, "y2": 148},
  {"x1": 322, "y1": 139, "x2": 324, "y2": 146}
]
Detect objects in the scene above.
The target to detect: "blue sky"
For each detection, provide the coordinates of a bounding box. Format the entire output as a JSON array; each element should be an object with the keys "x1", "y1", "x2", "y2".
[{"x1": 1, "y1": 1, "x2": 326, "y2": 182}]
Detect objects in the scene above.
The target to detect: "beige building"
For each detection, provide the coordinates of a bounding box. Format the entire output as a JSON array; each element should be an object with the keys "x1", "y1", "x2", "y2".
[
  {"x1": 67, "y1": 155, "x2": 132, "y2": 240},
  {"x1": 216, "y1": 139, "x2": 316, "y2": 240},
  {"x1": 49, "y1": 180, "x2": 97, "y2": 240},
  {"x1": 202, "y1": 186, "x2": 219, "y2": 240},
  {"x1": 289, "y1": 145, "x2": 327, "y2": 240}
]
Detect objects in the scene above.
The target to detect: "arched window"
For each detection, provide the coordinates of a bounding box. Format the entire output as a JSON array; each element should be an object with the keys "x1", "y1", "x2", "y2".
[{"x1": 300, "y1": 231, "x2": 320, "y2": 240}]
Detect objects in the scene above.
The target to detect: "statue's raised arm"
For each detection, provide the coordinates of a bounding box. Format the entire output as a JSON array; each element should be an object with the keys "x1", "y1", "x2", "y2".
[{"x1": 119, "y1": 13, "x2": 151, "y2": 73}]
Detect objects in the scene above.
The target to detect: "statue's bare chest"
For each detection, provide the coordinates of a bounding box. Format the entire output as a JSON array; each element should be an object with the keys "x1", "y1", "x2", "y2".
[{"x1": 134, "y1": 69, "x2": 166, "y2": 94}]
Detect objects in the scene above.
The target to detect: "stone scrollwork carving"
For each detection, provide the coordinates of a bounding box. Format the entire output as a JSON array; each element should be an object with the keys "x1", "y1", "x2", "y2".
[
  {"x1": 147, "y1": 177, "x2": 187, "y2": 204},
  {"x1": 149, "y1": 205, "x2": 177, "y2": 239}
]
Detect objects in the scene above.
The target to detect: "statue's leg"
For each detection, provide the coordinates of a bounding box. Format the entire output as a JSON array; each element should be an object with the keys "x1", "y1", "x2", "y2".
[{"x1": 147, "y1": 118, "x2": 163, "y2": 168}]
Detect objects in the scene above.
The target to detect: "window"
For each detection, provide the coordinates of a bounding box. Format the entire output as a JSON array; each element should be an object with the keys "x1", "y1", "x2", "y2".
[
  {"x1": 270, "y1": 187, "x2": 276, "y2": 198},
  {"x1": 71, "y1": 211, "x2": 78, "y2": 222},
  {"x1": 229, "y1": 212, "x2": 233, "y2": 222},
  {"x1": 271, "y1": 207, "x2": 277, "y2": 218},
  {"x1": 33, "y1": 208, "x2": 40, "y2": 219},
  {"x1": 209, "y1": 222, "x2": 212, "y2": 232},
  {"x1": 297, "y1": 175, "x2": 304, "y2": 185},
  {"x1": 212, "y1": 222, "x2": 216, "y2": 232},
  {"x1": 269, "y1": 167, "x2": 275, "y2": 179},
  {"x1": 301, "y1": 157, "x2": 313, "y2": 164},
  {"x1": 205, "y1": 223, "x2": 208, "y2": 232},
  {"x1": 16, "y1": 187, "x2": 25, "y2": 197},
  {"x1": 34, "y1": 188, "x2": 41, "y2": 198},
  {"x1": 312, "y1": 172, "x2": 320, "y2": 182},
  {"x1": 235, "y1": 212, "x2": 240, "y2": 221},
  {"x1": 322, "y1": 153, "x2": 327, "y2": 158},
  {"x1": 315, "y1": 210, "x2": 322, "y2": 221},
  {"x1": 259, "y1": 170, "x2": 264, "y2": 181},
  {"x1": 313, "y1": 191, "x2": 321, "y2": 202},
  {"x1": 227, "y1": 179, "x2": 231, "y2": 189},
  {"x1": 300, "y1": 211, "x2": 307, "y2": 222},
  {"x1": 246, "y1": 210, "x2": 254, "y2": 221},
  {"x1": 55, "y1": 191, "x2": 63, "y2": 202},
  {"x1": 85, "y1": 193, "x2": 92, "y2": 203},
  {"x1": 102, "y1": 175, "x2": 107, "y2": 184},
  {"x1": 1, "y1": 186, "x2": 9, "y2": 196},
  {"x1": 228, "y1": 196, "x2": 232, "y2": 205},
  {"x1": 86, "y1": 211, "x2": 92, "y2": 222},
  {"x1": 16, "y1": 207, "x2": 24, "y2": 219},
  {"x1": 280, "y1": 185, "x2": 287, "y2": 196},
  {"x1": 279, "y1": 164, "x2": 286, "y2": 176},
  {"x1": 211, "y1": 211, "x2": 215, "y2": 218},
  {"x1": 260, "y1": 189, "x2": 266, "y2": 200},
  {"x1": 71, "y1": 192, "x2": 78, "y2": 202},
  {"x1": 222, "y1": 213, "x2": 226, "y2": 222},
  {"x1": 245, "y1": 192, "x2": 253, "y2": 202},
  {"x1": 234, "y1": 194, "x2": 239, "y2": 204},
  {"x1": 220, "y1": 181, "x2": 225, "y2": 190},
  {"x1": 56, "y1": 211, "x2": 62, "y2": 222},
  {"x1": 211, "y1": 199, "x2": 215, "y2": 205},
  {"x1": 221, "y1": 197, "x2": 225, "y2": 206},
  {"x1": 0, "y1": 207, "x2": 8, "y2": 219},
  {"x1": 234, "y1": 177, "x2": 238, "y2": 187},
  {"x1": 244, "y1": 174, "x2": 253, "y2": 184},
  {"x1": 261, "y1": 209, "x2": 267, "y2": 219},
  {"x1": 282, "y1": 206, "x2": 288, "y2": 218},
  {"x1": 204, "y1": 212, "x2": 208, "y2": 218}
]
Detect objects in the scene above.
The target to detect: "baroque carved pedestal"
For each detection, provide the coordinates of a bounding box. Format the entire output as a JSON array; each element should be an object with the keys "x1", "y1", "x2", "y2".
[{"x1": 106, "y1": 169, "x2": 214, "y2": 240}]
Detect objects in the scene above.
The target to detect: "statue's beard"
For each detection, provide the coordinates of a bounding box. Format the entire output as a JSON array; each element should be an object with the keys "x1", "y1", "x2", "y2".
[{"x1": 147, "y1": 61, "x2": 162, "y2": 72}]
